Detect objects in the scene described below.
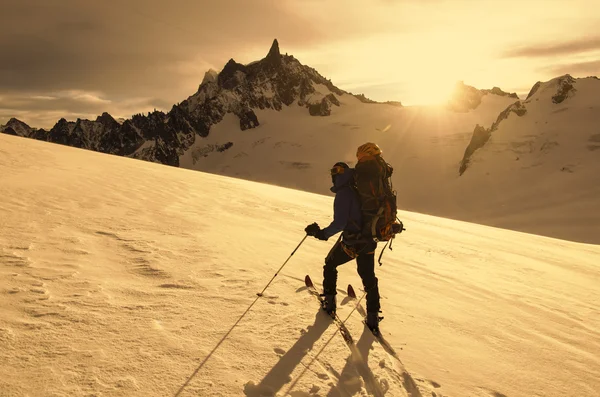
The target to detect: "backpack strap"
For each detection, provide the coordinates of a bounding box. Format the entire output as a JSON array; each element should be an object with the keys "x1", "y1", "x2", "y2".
[
  {"x1": 371, "y1": 206, "x2": 384, "y2": 238},
  {"x1": 377, "y1": 236, "x2": 396, "y2": 266}
]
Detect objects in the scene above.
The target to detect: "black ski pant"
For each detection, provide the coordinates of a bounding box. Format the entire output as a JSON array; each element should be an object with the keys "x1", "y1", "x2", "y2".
[{"x1": 322, "y1": 239, "x2": 380, "y2": 313}]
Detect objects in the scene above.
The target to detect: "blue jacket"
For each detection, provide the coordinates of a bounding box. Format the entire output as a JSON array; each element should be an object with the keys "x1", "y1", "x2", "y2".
[{"x1": 321, "y1": 169, "x2": 363, "y2": 240}]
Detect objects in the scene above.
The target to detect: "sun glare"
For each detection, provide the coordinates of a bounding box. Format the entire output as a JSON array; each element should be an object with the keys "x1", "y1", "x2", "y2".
[{"x1": 407, "y1": 79, "x2": 458, "y2": 106}]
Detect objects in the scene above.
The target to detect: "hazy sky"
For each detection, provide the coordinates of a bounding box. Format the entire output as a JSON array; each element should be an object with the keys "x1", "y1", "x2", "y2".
[{"x1": 2, "y1": 0, "x2": 599, "y2": 128}]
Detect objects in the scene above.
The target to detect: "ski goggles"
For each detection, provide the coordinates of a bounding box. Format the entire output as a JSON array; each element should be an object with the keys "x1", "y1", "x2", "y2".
[{"x1": 330, "y1": 165, "x2": 346, "y2": 176}]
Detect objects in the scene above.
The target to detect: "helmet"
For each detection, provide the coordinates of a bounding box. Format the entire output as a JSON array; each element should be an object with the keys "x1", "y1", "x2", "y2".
[
  {"x1": 356, "y1": 142, "x2": 382, "y2": 161},
  {"x1": 330, "y1": 161, "x2": 349, "y2": 176}
]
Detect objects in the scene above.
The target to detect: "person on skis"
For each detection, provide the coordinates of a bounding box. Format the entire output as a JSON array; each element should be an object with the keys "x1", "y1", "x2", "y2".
[{"x1": 304, "y1": 160, "x2": 382, "y2": 333}]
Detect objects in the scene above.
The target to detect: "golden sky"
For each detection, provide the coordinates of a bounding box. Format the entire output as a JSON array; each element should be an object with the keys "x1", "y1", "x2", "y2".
[{"x1": 1, "y1": 0, "x2": 599, "y2": 127}]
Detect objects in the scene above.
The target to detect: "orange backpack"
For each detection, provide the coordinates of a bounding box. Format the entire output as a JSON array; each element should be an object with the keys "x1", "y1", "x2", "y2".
[{"x1": 354, "y1": 153, "x2": 401, "y2": 242}]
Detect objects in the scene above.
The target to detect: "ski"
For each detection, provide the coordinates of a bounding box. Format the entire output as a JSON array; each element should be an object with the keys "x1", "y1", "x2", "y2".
[
  {"x1": 304, "y1": 276, "x2": 387, "y2": 396},
  {"x1": 304, "y1": 275, "x2": 355, "y2": 345},
  {"x1": 347, "y1": 283, "x2": 401, "y2": 359}
]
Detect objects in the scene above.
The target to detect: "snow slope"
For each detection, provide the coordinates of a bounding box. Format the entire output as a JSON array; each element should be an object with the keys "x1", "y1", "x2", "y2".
[
  {"x1": 181, "y1": 92, "x2": 516, "y2": 203},
  {"x1": 181, "y1": 76, "x2": 600, "y2": 244},
  {"x1": 1, "y1": 133, "x2": 599, "y2": 397},
  {"x1": 458, "y1": 75, "x2": 600, "y2": 243}
]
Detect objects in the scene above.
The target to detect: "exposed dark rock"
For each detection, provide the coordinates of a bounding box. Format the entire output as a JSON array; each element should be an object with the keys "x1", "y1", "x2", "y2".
[
  {"x1": 48, "y1": 118, "x2": 75, "y2": 146},
  {"x1": 448, "y1": 81, "x2": 519, "y2": 112},
  {"x1": 526, "y1": 81, "x2": 542, "y2": 100},
  {"x1": 459, "y1": 101, "x2": 528, "y2": 175},
  {"x1": 383, "y1": 101, "x2": 403, "y2": 107},
  {"x1": 30, "y1": 128, "x2": 48, "y2": 141},
  {"x1": 325, "y1": 93, "x2": 340, "y2": 107},
  {"x1": 0, "y1": 39, "x2": 404, "y2": 168},
  {"x1": 217, "y1": 142, "x2": 234, "y2": 152},
  {"x1": 96, "y1": 112, "x2": 120, "y2": 131},
  {"x1": 552, "y1": 75, "x2": 576, "y2": 104},
  {"x1": 489, "y1": 101, "x2": 527, "y2": 131},
  {"x1": 218, "y1": 59, "x2": 248, "y2": 90},
  {"x1": 308, "y1": 94, "x2": 341, "y2": 116},
  {"x1": 352, "y1": 93, "x2": 378, "y2": 104},
  {"x1": 1, "y1": 118, "x2": 33, "y2": 137},
  {"x1": 309, "y1": 100, "x2": 331, "y2": 116},
  {"x1": 238, "y1": 109, "x2": 260, "y2": 130},
  {"x1": 459, "y1": 124, "x2": 490, "y2": 175},
  {"x1": 447, "y1": 81, "x2": 484, "y2": 112},
  {"x1": 263, "y1": 39, "x2": 282, "y2": 71},
  {"x1": 2, "y1": 127, "x2": 17, "y2": 136},
  {"x1": 485, "y1": 87, "x2": 519, "y2": 99}
]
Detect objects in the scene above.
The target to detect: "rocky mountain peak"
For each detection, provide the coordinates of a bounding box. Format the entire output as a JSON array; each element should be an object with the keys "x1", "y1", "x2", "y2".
[
  {"x1": 218, "y1": 58, "x2": 247, "y2": 89},
  {"x1": 1, "y1": 39, "x2": 397, "y2": 168},
  {"x1": 92, "y1": 112, "x2": 120, "y2": 133},
  {"x1": 447, "y1": 81, "x2": 519, "y2": 112},
  {"x1": 202, "y1": 69, "x2": 219, "y2": 85},
  {"x1": 1, "y1": 118, "x2": 32, "y2": 136},
  {"x1": 263, "y1": 38, "x2": 283, "y2": 70},
  {"x1": 1, "y1": 118, "x2": 34, "y2": 137},
  {"x1": 525, "y1": 74, "x2": 578, "y2": 104},
  {"x1": 6, "y1": 117, "x2": 31, "y2": 128},
  {"x1": 266, "y1": 38, "x2": 281, "y2": 59}
]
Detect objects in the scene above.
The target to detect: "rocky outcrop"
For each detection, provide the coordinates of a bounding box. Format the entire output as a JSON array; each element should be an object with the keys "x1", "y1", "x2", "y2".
[
  {"x1": 2, "y1": 126, "x2": 18, "y2": 136},
  {"x1": 308, "y1": 94, "x2": 340, "y2": 116},
  {"x1": 448, "y1": 81, "x2": 519, "y2": 112},
  {"x1": 459, "y1": 101, "x2": 527, "y2": 175},
  {"x1": 447, "y1": 82, "x2": 483, "y2": 112},
  {"x1": 48, "y1": 118, "x2": 76, "y2": 146},
  {"x1": 237, "y1": 109, "x2": 259, "y2": 130},
  {"x1": 383, "y1": 101, "x2": 403, "y2": 107},
  {"x1": 459, "y1": 124, "x2": 490, "y2": 175},
  {"x1": 525, "y1": 75, "x2": 580, "y2": 104},
  {"x1": 484, "y1": 87, "x2": 519, "y2": 99},
  {"x1": 2, "y1": 118, "x2": 34, "y2": 137},
  {"x1": 552, "y1": 75, "x2": 576, "y2": 104},
  {"x1": 526, "y1": 81, "x2": 542, "y2": 100},
  {"x1": 352, "y1": 93, "x2": 378, "y2": 104}
]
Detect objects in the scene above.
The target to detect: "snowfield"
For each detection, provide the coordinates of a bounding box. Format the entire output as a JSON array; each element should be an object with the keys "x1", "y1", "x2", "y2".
[
  {"x1": 1, "y1": 133, "x2": 599, "y2": 397},
  {"x1": 180, "y1": 76, "x2": 600, "y2": 244}
]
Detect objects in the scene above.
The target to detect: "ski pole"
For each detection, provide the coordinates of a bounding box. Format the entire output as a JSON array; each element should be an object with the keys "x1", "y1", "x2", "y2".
[{"x1": 257, "y1": 234, "x2": 308, "y2": 297}]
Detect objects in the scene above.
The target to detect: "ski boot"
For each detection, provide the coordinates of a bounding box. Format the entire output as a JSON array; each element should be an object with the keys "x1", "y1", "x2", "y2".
[
  {"x1": 320, "y1": 294, "x2": 336, "y2": 316},
  {"x1": 366, "y1": 311, "x2": 384, "y2": 336}
]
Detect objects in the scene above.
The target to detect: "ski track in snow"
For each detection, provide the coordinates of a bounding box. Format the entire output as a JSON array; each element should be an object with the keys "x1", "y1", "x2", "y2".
[{"x1": 1, "y1": 133, "x2": 600, "y2": 396}]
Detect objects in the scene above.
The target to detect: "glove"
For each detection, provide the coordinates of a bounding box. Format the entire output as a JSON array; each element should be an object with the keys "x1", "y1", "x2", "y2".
[
  {"x1": 315, "y1": 229, "x2": 327, "y2": 241},
  {"x1": 305, "y1": 222, "x2": 320, "y2": 237}
]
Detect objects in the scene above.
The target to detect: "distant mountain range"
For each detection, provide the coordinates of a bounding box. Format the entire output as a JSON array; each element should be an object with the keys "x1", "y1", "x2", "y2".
[
  {"x1": 2, "y1": 38, "x2": 517, "y2": 169},
  {"x1": 2, "y1": 40, "x2": 599, "y2": 243},
  {"x1": 1, "y1": 39, "x2": 402, "y2": 166}
]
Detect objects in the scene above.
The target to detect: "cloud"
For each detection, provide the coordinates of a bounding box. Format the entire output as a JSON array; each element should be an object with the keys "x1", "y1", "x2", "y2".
[
  {"x1": 30, "y1": 95, "x2": 58, "y2": 101},
  {"x1": 0, "y1": 90, "x2": 171, "y2": 128},
  {"x1": 2, "y1": 0, "x2": 600, "y2": 116},
  {"x1": 0, "y1": 0, "x2": 324, "y2": 100},
  {"x1": 59, "y1": 91, "x2": 112, "y2": 105},
  {"x1": 539, "y1": 59, "x2": 600, "y2": 77},
  {"x1": 502, "y1": 37, "x2": 600, "y2": 58}
]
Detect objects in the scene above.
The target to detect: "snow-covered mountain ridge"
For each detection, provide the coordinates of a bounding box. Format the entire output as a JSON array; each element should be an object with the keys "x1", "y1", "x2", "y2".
[
  {"x1": 1, "y1": 39, "x2": 398, "y2": 166},
  {"x1": 2, "y1": 43, "x2": 599, "y2": 243}
]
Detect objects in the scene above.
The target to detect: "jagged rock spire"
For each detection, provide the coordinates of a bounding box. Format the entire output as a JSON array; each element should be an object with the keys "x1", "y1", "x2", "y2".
[{"x1": 267, "y1": 39, "x2": 280, "y2": 59}]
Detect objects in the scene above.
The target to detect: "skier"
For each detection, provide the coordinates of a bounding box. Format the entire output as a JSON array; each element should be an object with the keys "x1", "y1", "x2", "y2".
[{"x1": 304, "y1": 161, "x2": 382, "y2": 333}]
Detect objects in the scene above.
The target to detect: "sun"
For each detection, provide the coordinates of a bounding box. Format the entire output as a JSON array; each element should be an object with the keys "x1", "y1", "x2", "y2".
[{"x1": 406, "y1": 78, "x2": 458, "y2": 106}]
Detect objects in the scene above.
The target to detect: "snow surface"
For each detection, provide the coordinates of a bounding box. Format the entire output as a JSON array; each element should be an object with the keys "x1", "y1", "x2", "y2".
[
  {"x1": 1, "y1": 133, "x2": 599, "y2": 397},
  {"x1": 180, "y1": 82, "x2": 599, "y2": 244},
  {"x1": 462, "y1": 76, "x2": 600, "y2": 243}
]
